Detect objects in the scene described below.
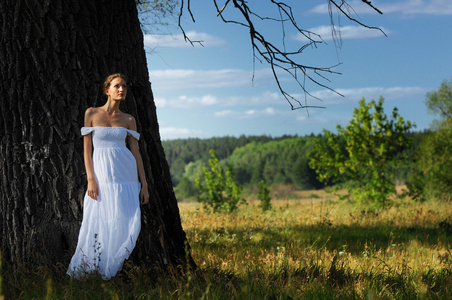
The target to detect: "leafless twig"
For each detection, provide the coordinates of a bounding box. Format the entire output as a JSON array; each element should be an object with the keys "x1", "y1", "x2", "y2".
[
  {"x1": 179, "y1": 0, "x2": 384, "y2": 110},
  {"x1": 178, "y1": 0, "x2": 204, "y2": 46}
]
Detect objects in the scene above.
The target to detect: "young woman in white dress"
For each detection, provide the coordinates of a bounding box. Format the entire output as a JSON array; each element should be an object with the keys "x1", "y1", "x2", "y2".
[{"x1": 67, "y1": 73, "x2": 149, "y2": 279}]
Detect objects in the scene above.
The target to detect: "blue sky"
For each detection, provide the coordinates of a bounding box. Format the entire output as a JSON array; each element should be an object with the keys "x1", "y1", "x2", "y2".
[{"x1": 144, "y1": 0, "x2": 452, "y2": 140}]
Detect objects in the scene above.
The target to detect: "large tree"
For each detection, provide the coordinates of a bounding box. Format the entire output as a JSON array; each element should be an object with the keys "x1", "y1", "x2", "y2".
[
  {"x1": 0, "y1": 0, "x2": 383, "y2": 289},
  {"x1": 0, "y1": 0, "x2": 194, "y2": 284}
]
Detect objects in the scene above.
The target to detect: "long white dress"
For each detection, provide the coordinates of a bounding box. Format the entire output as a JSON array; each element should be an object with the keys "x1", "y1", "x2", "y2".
[{"x1": 67, "y1": 127, "x2": 142, "y2": 280}]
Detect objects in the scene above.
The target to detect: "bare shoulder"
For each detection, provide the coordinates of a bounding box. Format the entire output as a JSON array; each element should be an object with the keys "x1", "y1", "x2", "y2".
[
  {"x1": 85, "y1": 107, "x2": 101, "y2": 117},
  {"x1": 84, "y1": 107, "x2": 98, "y2": 127},
  {"x1": 124, "y1": 114, "x2": 137, "y2": 131}
]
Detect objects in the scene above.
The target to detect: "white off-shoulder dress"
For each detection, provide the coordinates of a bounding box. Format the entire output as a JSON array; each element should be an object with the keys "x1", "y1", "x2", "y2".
[{"x1": 67, "y1": 127, "x2": 142, "y2": 280}]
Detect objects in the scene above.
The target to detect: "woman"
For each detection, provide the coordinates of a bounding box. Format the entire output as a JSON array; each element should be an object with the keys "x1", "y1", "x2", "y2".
[{"x1": 67, "y1": 73, "x2": 149, "y2": 280}]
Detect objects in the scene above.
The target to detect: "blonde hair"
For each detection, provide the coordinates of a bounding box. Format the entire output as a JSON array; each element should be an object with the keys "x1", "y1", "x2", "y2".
[{"x1": 103, "y1": 73, "x2": 128, "y2": 95}]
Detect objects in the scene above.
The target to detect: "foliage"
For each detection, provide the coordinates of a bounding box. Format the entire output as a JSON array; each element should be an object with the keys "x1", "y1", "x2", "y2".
[
  {"x1": 309, "y1": 97, "x2": 415, "y2": 208},
  {"x1": 163, "y1": 135, "x2": 325, "y2": 200},
  {"x1": 395, "y1": 131, "x2": 429, "y2": 201},
  {"x1": 136, "y1": 0, "x2": 179, "y2": 33},
  {"x1": 226, "y1": 137, "x2": 324, "y2": 190},
  {"x1": 162, "y1": 135, "x2": 278, "y2": 186},
  {"x1": 418, "y1": 122, "x2": 452, "y2": 200},
  {"x1": 174, "y1": 176, "x2": 199, "y2": 200},
  {"x1": 417, "y1": 80, "x2": 452, "y2": 200},
  {"x1": 257, "y1": 180, "x2": 272, "y2": 212},
  {"x1": 164, "y1": 131, "x2": 427, "y2": 201},
  {"x1": 425, "y1": 78, "x2": 452, "y2": 124},
  {"x1": 195, "y1": 149, "x2": 244, "y2": 212}
]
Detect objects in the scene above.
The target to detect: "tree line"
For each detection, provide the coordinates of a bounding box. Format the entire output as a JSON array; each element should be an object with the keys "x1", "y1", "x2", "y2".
[
  {"x1": 162, "y1": 135, "x2": 309, "y2": 186},
  {"x1": 163, "y1": 78, "x2": 452, "y2": 204},
  {"x1": 161, "y1": 131, "x2": 423, "y2": 201}
]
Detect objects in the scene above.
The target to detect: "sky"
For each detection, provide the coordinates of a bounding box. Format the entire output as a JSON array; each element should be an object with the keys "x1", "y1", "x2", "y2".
[{"x1": 143, "y1": 0, "x2": 452, "y2": 140}]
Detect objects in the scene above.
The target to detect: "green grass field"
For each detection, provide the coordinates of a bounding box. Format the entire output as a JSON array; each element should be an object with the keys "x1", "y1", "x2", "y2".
[{"x1": 2, "y1": 191, "x2": 452, "y2": 299}]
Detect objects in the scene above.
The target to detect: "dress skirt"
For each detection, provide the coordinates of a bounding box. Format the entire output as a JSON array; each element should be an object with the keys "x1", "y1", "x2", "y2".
[{"x1": 67, "y1": 127, "x2": 141, "y2": 279}]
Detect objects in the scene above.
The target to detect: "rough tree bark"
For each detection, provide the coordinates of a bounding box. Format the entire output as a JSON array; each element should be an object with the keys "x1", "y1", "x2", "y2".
[{"x1": 0, "y1": 0, "x2": 194, "y2": 284}]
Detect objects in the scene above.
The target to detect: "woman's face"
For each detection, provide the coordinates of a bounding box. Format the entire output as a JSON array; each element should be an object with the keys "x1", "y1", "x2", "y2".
[{"x1": 105, "y1": 77, "x2": 127, "y2": 101}]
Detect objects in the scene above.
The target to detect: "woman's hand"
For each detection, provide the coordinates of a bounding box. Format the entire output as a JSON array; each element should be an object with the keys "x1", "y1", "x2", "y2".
[
  {"x1": 140, "y1": 184, "x2": 149, "y2": 205},
  {"x1": 87, "y1": 178, "x2": 99, "y2": 200}
]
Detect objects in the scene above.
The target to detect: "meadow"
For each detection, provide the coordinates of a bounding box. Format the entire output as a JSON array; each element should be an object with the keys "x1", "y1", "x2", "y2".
[{"x1": 2, "y1": 189, "x2": 452, "y2": 299}]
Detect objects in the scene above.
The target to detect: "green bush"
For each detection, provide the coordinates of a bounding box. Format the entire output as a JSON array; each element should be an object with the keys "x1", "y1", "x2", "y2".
[
  {"x1": 418, "y1": 124, "x2": 452, "y2": 200},
  {"x1": 417, "y1": 79, "x2": 452, "y2": 201},
  {"x1": 195, "y1": 149, "x2": 245, "y2": 212},
  {"x1": 257, "y1": 180, "x2": 272, "y2": 212},
  {"x1": 309, "y1": 97, "x2": 414, "y2": 208},
  {"x1": 174, "y1": 177, "x2": 199, "y2": 201}
]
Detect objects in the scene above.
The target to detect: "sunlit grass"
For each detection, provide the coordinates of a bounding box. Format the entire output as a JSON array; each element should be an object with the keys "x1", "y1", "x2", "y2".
[
  {"x1": 2, "y1": 194, "x2": 452, "y2": 299},
  {"x1": 180, "y1": 196, "x2": 452, "y2": 298}
]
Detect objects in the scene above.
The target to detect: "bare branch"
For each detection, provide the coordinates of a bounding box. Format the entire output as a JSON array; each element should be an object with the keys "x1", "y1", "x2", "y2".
[
  {"x1": 362, "y1": 0, "x2": 383, "y2": 15},
  {"x1": 178, "y1": 0, "x2": 204, "y2": 46},
  {"x1": 330, "y1": 1, "x2": 386, "y2": 36},
  {"x1": 179, "y1": 0, "x2": 384, "y2": 109},
  {"x1": 216, "y1": 0, "x2": 231, "y2": 17}
]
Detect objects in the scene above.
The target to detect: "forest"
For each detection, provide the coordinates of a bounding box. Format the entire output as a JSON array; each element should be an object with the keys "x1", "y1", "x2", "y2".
[{"x1": 162, "y1": 130, "x2": 428, "y2": 201}]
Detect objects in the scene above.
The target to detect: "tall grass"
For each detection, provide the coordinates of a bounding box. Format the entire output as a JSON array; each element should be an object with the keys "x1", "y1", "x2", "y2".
[{"x1": 2, "y1": 194, "x2": 452, "y2": 299}]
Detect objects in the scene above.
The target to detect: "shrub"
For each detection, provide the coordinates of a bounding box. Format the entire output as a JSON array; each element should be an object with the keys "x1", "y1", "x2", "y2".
[
  {"x1": 257, "y1": 180, "x2": 272, "y2": 212},
  {"x1": 195, "y1": 149, "x2": 245, "y2": 212}
]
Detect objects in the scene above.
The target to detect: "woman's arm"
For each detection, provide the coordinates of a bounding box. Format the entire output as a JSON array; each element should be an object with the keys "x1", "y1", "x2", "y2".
[
  {"x1": 127, "y1": 117, "x2": 149, "y2": 205},
  {"x1": 84, "y1": 108, "x2": 98, "y2": 200}
]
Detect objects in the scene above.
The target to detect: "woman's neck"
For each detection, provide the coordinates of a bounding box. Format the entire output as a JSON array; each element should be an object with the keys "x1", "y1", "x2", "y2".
[{"x1": 102, "y1": 99, "x2": 121, "y2": 114}]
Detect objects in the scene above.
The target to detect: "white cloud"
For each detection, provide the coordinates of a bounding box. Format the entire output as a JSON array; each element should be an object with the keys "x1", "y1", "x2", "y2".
[
  {"x1": 310, "y1": 1, "x2": 377, "y2": 14},
  {"x1": 144, "y1": 31, "x2": 226, "y2": 48},
  {"x1": 154, "y1": 95, "x2": 220, "y2": 108},
  {"x1": 310, "y1": 0, "x2": 452, "y2": 16},
  {"x1": 213, "y1": 110, "x2": 234, "y2": 117},
  {"x1": 149, "y1": 68, "x2": 274, "y2": 90},
  {"x1": 154, "y1": 85, "x2": 427, "y2": 109},
  {"x1": 309, "y1": 86, "x2": 428, "y2": 105},
  {"x1": 295, "y1": 25, "x2": 388, "y2": 41},
  {"x1": 153, "y1": 97, "x2": 167, "y2": 108},
  {"x1": 155, "y1": 90, "x2": 287, "y2": 109},
  {"x1": 375, "y1": 0, "x2": 452, "y2": 15},
  {"x1": 214, "y1": 107, "x2": 286, "y2": 119},
  {"x1": 159, "y1": 127, "x2": 203, "y2": 140}
]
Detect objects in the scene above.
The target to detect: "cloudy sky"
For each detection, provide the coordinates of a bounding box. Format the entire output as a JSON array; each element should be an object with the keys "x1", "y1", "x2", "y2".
[{"x1": 144, "y1": 0, "x2": 452, "y2": 140}]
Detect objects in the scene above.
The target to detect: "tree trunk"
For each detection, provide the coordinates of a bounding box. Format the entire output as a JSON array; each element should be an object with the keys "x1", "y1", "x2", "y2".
[{"x1": 0, "y1": 0, "x2": 194, "y2": 283}]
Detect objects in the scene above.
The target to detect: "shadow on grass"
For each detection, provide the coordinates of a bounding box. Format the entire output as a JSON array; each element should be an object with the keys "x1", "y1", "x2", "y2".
[
  {"x1": 188, "y1": 220, "x2": 452, "y2": 255},
  {"x1": 3, "y1": 239, "x2": 452, "y2": 299}
]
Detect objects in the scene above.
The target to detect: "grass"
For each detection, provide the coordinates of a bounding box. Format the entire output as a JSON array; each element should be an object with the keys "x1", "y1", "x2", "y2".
[{"x1": 2, "y1": 193, "x2": 452, "y2": 299}]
